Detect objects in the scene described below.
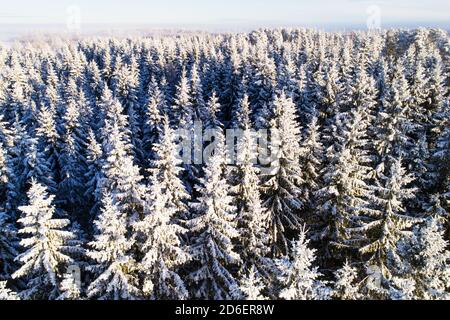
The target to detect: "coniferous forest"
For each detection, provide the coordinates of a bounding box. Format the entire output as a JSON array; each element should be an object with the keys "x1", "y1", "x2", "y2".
[{"x1": 0, "y1": 28, "x2": 449, "y2": 300}]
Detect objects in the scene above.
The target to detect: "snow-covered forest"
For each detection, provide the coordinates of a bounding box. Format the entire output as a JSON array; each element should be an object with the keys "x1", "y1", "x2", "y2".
[{"x1": 0, "y1": 28, "x2": 449, "y2": 300}]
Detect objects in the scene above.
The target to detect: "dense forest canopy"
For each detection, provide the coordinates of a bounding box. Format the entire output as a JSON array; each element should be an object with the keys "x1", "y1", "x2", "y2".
[{"x1": 0, "y1": 28, "x2": 449, "y2": 300}]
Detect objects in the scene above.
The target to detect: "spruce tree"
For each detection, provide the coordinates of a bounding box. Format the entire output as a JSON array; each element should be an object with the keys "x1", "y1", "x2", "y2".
[
  {"x1": 13, "y1": 180, "x2": 76, "y2": 300},
  {"x1": 261, "y1": 92, "x2": 304, "y2": 257},
  {"x1": 187, "y1": 132, "x2": 241, "y2": 300},
  {"x1": 277, "y1": 228, "x2": 330, "y2": 300},
  {"x1": 86, "y1": 194, "x2": 140, "y2": 300}
]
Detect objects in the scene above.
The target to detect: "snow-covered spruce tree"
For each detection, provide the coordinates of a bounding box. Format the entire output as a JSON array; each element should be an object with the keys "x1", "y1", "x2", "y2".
[
  {"x1": 189, "y1": 62, "x2": 208, "y2": 122},
  {"x1": 312, "y1": 60, "x2": 341, "y2": 128},
  {"x1": 220, "y1": 37, "x2": 244, "y2": 118},
  {"x1": 373, "y1": 59, "x2": 413, "y2": 177},
  {"x1": 35, "y1": 105, "x2": 60, "y2": 179},
  {"x1": 298, "y1": 113, "x2": 324, "y2": 210},
  {"x1": 231, "y1": 93, "x2": 251, "y2": 130},
  {"x1": 133, "y1": 173, "x2": 190, "y2": 300},
  {"x1": 427, "y1": 55, "x2": 449, "y2": 195},
  {"x1": 239, "y1": 266, "x2": 267, "y2": 300},
  {"x1": 86, "y1": 194, "x2": 140, "y2": 300},
  {"x1": 148, "y1": 116, "x2": 189, "y2": 218},
  {"x1": 21, "y1": 133, "x2": 58, "y2": 195},
  {"x1": 132, "y1": 115, "x2": 190, "y2": 299},
  {"x1": 142, "y1": 77, "x2": 165, "y2": 167},
  {"x1": 58, "y1": 98, "x2": 88, "y2": 214},
  {"x1": 84, "y1": 129, "x2": 103, "y2": 221},
  {"x1": 98, "y1": 97, "x2": 145, "y2": 222},
  {"x1": 0, "y1": 140, "x2": 18, "y2": 280},
  {"x1": 314, "y1": 107, "x2": 373, "y2": 261},
  {"x1": 12, "y1": 180, "x2": 76, "y2": 300},
  {"x1": 187, "y1": 131, "x2": 241, "y2": 300},
  {"x1": 229, "y1": 102, "x2": 273, "y2": 285},
  {"x1": 277, "y1": 227, "x2": 330, "y2": 300},
  {"x1": 247, "y1": 40, "x2": 277, "y2": 125},
  {"x1": 0, "y1": 209, "x2": 17, "y2": 281},
  {"x1": 204, "y1": 91, "x2": 222, "y2": 129},
  {"x1": 1, "y1": 53, "x2": 28, "y2": 123},
  {"x1": 347, "y1": 57, "x2": 378, "y2": 131},
  {"x1": 57, "y1": 270, "x2": 81, "y2": 300},
  {"x1": 172, "y1": 67, "x2": 193, "y2": 129},
  {"x1": 350, "y1": 158, "x2": 422, "y2": 298},
  {"x1": 0, "y1": 281, "x2": 20, "y2": 300},
  {"x1": 0, "y1": 120, "x2": 20, "y2": 215},
  {"x1": 407, "y1": 218, "x2": 450, "y2": 300},
  {"x1": 115, "y1": 61, "x2": 144, "y2": 153},
  {"x1": 332, "y1": 262, "x2": 362, "y2": 300},
  {"x1": 261, "y1": 91, "x2": 304, "y2": 257},
  {"x1": 0, "y1": 208, "x2": 18, "y2": 282}
]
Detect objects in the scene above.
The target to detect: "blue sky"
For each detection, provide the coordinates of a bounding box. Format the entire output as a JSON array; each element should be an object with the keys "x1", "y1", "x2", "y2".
[{"x1": 0, "y1": 0, "x2": 449, "y2": 28}]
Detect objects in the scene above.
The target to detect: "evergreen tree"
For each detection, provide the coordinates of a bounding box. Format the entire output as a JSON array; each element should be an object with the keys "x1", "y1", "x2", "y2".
[
  {"x1": 187, "y1": 132, "x2": 241, "y2": 300},
  {"x1": 172, "y1": 67, "x2": 192, "y2": 128},
  {"x1": 298, "y1": 114, "x2": 324, "y2": 209},
  {"x1": 0, "y1": 281, "x2": 20, "y2": 300},
  {"x1": 99, "y1": 98, "x2": 145, "y2": 222},
  {"x1": 86, "y1": 194, "x2": 140, "y2": 300},
  {"x1": 230, "y1": 109, "x2": 272, "y2": 282},
  {"x1": 261, "y1": 92, "x2": 304, "y2": 257},
  {"x1": 408, "y1": 218, "x2": 450, "y2": 300},
  {"x1": 134, "y1": 174, "x2": 190, "y2": 300},
  {"x1": 332, "y1": 262, "x2": 362, "y2": 300},
  {"x1": 315, "y1": 107, "x2": 373, "y2": 260},
  {"x1": 142, "y1": 77, "x2": 165, "y2": 166},
  {"x1": 84, "y1": 129, "x2": 103, "y2": 221},
  {"x1": 239, "y1": 266, "x2": 267, "y2": 300},
  {"x1": 277, "y1": 228, "x2": 330, "y2": 300},
  {"x1": 13, "y1": 180, "x2": 76, "y2": 300},
  {"x1": 350, "y1": 158, "x2": 422, "y2": 298},
  {"x1": 57, "y1": 270, "x2": 82, "y2": 300},
  {"x1": 0, "y1": 211, "x2": 17, "y2": 281},
  {"x1": 149, "y1": 116, "x2": 189, "y2": 217}
]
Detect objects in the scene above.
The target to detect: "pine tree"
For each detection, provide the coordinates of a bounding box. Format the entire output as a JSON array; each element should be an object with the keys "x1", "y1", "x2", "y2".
[
  {"x1": 187, "y1": 132, "x2": 241, "y2": 300},
  {"x1": 13, "y1": 180, "x2": 76, "y2": 300},
  {"x1": 86, "y1": 194, "x2": 140, "y2": 300}
]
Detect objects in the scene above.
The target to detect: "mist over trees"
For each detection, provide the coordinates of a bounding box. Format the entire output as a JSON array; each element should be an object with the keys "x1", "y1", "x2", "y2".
[{"x1": 0, "y1": 27, "x2": 449, "y2": 300}]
